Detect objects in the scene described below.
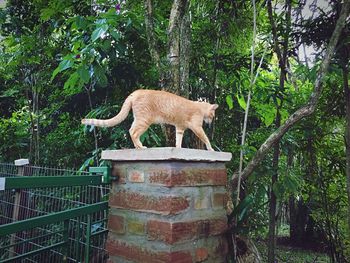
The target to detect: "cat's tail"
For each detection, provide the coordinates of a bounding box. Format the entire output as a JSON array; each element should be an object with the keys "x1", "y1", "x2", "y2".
[{"x1": 81, "y1": 96, "x2": 132, "y2": 127}]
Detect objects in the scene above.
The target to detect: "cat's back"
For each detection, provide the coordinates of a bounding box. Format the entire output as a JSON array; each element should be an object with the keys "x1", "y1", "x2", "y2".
[
  {"x1": 131, "y1": 89, "x2": 190, "y2": 104},
  {"x1": 130, "y1": 89, "x2": 198, "y2": 125}
]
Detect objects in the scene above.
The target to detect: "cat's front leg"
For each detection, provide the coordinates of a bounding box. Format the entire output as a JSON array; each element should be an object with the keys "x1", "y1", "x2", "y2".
[
  {"x1": 191, "y1": 127, "x2": 214, "y2": 151},
  {"x1": 175, "y1": 127, "x2": 185, "y2": 148}
]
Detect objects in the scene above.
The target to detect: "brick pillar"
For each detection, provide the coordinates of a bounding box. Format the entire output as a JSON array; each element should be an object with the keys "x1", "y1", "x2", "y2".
[{"x1": 102, "y1": 148, "x2": 232, "y2": 263}]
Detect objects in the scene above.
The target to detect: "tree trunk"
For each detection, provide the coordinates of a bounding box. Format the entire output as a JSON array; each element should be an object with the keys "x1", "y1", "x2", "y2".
[
  {"x1": 86, "y1": 85, "x2": 99, "y2": 166},
  {"x1": 144, "y1": 0, "x2": 190, "y2": 92},
  {"x1": 267, "y1": 0, "x2": 290, "y2": 260},
  {"x1": 24, "y1": 70, "x2": 40, "y2": 165},
  {"x1": 144, "y1": 0, "x2": 161, "y2": 72},
  {"x1": 167, "y1": 0, "x2": 189, "y2": 94},
  {"x1": 179, "y1": 3, "x2": 190, "y2": 98},
  {"x1": 33, "y1": 85, "x2": 40, "y2": 165},
  {"x1": 289, "y1": 197, "x2": 308, "y2": 244},
  {"x1": 267, "y1": 110, "x2": 281, "y2": 263},
  {"x1": 267, "y1": 143, "x2": 279, "y2": 262},
  {"x1": 289, "y1": 133, "x2": 317, "y2": 243}
]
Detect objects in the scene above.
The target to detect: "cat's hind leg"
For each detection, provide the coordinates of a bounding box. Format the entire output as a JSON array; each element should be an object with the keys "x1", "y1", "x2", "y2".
[{"x1": 129, "y1": 120, "x2": 149, "y2": 149}]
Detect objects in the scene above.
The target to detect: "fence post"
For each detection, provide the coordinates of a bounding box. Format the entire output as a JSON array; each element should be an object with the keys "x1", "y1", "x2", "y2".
[{"x1": 9, "y1": 159, "x2": 29, "y2": 258}]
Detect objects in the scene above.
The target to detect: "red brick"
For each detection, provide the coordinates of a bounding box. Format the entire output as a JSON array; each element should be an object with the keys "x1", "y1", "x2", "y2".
[
  {"x1": 195, "y1": 248, "x2": 208, "y2": 262},
  {"x1": 212, "y1": 192, "x2": 227, "y2": 209},
  {"x1": 108, "y1": 214, "x2": 125, "y2": 234},
  {"x1": 109, "y1": 190, "x2": 189, "y2": 215},
  {"x1": 148, "y1": 168, "x2": 227, "y2": 187},
  {"x1": 147, "y1": 217, "x2": 227, "y2": 244},
  {"x1": 106, "y1": 238, "x2": 193, "y2": 263},
  {"x1": 128, "y1": 170, "x2": 145, "y2": 183}
]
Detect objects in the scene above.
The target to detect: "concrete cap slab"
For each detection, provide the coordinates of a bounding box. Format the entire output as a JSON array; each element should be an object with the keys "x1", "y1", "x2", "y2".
[{"x1": 101, "y1": 147, "x2": 232, "y2": 162}]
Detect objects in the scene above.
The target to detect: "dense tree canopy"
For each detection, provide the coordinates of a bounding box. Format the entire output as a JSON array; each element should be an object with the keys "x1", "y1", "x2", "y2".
[{"x1": 0, "y1": 0, "x2": 349, "y2": 262}]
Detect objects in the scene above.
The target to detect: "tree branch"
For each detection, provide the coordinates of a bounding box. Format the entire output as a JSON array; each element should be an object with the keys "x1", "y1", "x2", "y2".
[{"x1": 231, "y1": 0, "x2": 350, "y2": 184}]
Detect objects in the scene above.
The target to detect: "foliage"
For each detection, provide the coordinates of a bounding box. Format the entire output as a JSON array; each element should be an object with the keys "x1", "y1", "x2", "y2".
[{"x1": 0, "y1": 0, "x2": 349, "y2": 261}]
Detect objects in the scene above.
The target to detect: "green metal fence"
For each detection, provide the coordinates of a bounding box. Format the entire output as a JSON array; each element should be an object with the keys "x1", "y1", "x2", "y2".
[{"x1": 0, "y1": 162, "x2": 111, "y2": 263}]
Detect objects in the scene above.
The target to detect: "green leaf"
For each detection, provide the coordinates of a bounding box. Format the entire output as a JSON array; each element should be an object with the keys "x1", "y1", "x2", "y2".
[
  {"x1": 229, "y1": 195, "x2": 254, "y2": 223},
  {"x1": 126, "y1": 18, "x2": 132, "y2": 28},
  {"x1": 96, "y1": 19, "x2": 107, "y2": 25},
  {"x1": 93, "y1": 64, "x2": 108, "y2": 87},
  {"x1": 73, "y1": 16, "x2": 88, "y2": 30},
  {"x1": 263, "y1": 112, "x2": 275, "y2": 127},
  {"x1": 51, "y1": 67, "x2": 61, "y2": 81},
  {"x1": 101, "y1": 39, "x2": 112, "y2": 52},
  {"x1": 51, "y1": 59, "x2": 74, "y2": 81},
  {"x1": 91, "y1": 24, "x2": 109, "y2": 42},
  {"x1": 226, "y1": 95, "x2": 233, "y2": 110},
  {"x1": 255, "y1": 104, "x2": 276, "y2": 127},
  {"x1": 280, "y1": 109, "x2": 289, "y2": 123},
  {"x1": 236, "y1": 94, "x2": 247, "y2": 110},
  {"x1": 77, "y1": 66, "x2": 90, "y2": 84},
  {"x1": 40, "y1": 7, "x2": 56, "y2": 21},
  {"x1": 59, "y1": 59, "x2": 74, "y2": 71},
  {"x1": 140, "y1": 131, "x2": 149, "y2": 143},
  {"x1": 0, "y1": 88, "x2": 19, "y2": 97},
  {"x1": 63, "y1": 72, "x2": 80, "y2": 95},
  {"x1": 110, "y1": 30, "x2": 121, "y2": 41}
]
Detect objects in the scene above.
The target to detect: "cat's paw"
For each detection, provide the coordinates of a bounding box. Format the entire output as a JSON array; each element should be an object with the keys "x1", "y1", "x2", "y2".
[{"x1": 135, "y1": 145, "x2": 147, "y2": 149}]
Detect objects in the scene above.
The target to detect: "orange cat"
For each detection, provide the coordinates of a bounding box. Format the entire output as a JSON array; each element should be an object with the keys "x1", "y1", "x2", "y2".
[{"x1": 81, "y1": 89, "x2": 218, "y2": 150}]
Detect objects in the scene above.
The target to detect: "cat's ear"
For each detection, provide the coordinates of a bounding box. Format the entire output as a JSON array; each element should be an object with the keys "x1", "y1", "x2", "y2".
[{"x1": 211, "y1": 104, "x2": 219, "y2": 110}]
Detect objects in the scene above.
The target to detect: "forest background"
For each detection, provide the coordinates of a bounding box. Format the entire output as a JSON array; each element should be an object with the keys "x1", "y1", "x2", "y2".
[{"x1": 0, "y1": 0, "x2": 350, "y2": 262}]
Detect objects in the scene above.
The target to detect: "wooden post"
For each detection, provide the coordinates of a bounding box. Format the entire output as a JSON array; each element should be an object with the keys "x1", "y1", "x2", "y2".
[{"x1": 9, "y1": 159, "x2": 29, "y2": 257}]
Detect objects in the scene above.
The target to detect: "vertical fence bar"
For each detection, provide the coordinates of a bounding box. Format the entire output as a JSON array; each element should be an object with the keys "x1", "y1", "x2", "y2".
[
  {"x1": 84, "y1": 214, "x2": 92, "y2": 263},
  {"x1": 9, "y1": 159, "x2": 29, "y2": 258},
  {"x1": 75, "y1": 217, "x2": 81, "y2": 262},
  {"x1": 62, "y1": 219, "x2": 70, "y2": 262}
]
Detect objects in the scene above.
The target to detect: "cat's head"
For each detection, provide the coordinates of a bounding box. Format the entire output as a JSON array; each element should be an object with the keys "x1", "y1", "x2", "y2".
[{"x1": 204, "y1": 103, "x2": 219, "y2": 124}]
